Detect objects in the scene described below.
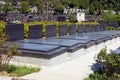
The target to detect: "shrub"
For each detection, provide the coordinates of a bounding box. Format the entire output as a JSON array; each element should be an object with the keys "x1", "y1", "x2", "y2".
[
  {"x1": 85, "y1": 48, "x2": 120, "y2": 80},
  {"x1": 6, "y1": 65, "x2": 16, "y2": 73},
  {"x1": 106, "y1": 26, "x2": 115, "y2": 30},
  {"x1": 13, "y1": 66, "x2": 40, "y2": 77},
  {"x1": 69, "y1": 14, "x2": 76, "y2": 23},
  {"x1": 102, "y1": 11, "x2": 120, "y2": 26}
]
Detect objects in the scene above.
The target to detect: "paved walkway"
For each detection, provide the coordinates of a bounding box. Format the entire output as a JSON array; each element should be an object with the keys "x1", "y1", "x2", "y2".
[
  {"x1": 0, "y1": 76, "x2": 11, "y2": 80},
  {"x1": 1, "y1": 42, "x2": 119, "y2": 80},
  {"x1": 22, "y1": 52, "x2": 97, "y2": 80},
  {"x1": 21, "y1": 42, "x2": 120, "y2": 80}
]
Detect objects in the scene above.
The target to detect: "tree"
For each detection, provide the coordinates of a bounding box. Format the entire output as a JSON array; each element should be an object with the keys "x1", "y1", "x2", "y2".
[
  {"x1": 89, "y1": 3, "x2": 95, "y2": 14},
  {"x1": 36, "y1": 1, "x2": 44, "y2": 13},
  {"x1": 21, "y1": 1, "x2": 30, "y2": 13},
  {"x1": 0, "y1": 33, "x2": 21, "y2": 71},
  {"x1": 89, "y1": 0, "x2": 103, "y2": 15},
  {"x1": 54, "y1": 4, "x2": 64, "y2": 14},
  {"x1": 95, "y1": 48, "x2": 120, "y2": 79},
  {"x1": 79, "y1": 0, "x2": 89, "y2": 9},
  {"x1": 69, "y1": 14, "x2": 76, "y2": 23},
  {"x1": 86, "y1": 48, "x2": 120, "y2": 80},
  {"x1": 2, "y1": 0, "x2": 10, "y2": 13}
]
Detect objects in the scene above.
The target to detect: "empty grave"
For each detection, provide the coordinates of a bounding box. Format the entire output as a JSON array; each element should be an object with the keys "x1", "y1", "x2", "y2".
[{"x1": 6, "y1": 24, "x2": 24, "y2": 41}]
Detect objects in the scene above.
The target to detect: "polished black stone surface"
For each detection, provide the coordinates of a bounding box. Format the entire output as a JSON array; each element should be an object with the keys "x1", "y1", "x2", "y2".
[
  {"x1": 29, "y1": 25, "x2": 42, "y2": 39},
  {"x1": 6, "y1": 24, "x2": 24, "y2": 41},
  {"x1": 78, "y1": 24, "x2": 84, "y2": 33},
  {"x1": 46, "y1": 25, "x2": 56, "y2": 37},
  {"x1": 84, "y1": 25, "x2": 90, "y2": 33},
  {"x1": 20, "y1": 39, "x2": 80, "y2": 47},
  {"x1": 100, "y1": 24, "x2": 107, "y2": 31},
  {"x1": 59, "y1": 24, "x2": 68, "y2": 36},
  {"x1": 18, "y1": 42, "x2": 67, "y2": 59},
  {"x1": 108, "y1": 21, "x2": 119, "y2": 28},
  {"x1": 98, "y1": 20, "x2": 106, "y2": 24},
  {"x1": 90, "y1": 25, "x2": 96, "y2": 32},
  {"x1": 69, "y1": 24, "x2": 76, "y2": 35},
  {"x1": 19, "y1": 43, "x2": 60, "y2": 52},
  {"x1": 95, "y1": 25, "x2": 100, "y2": 31}
]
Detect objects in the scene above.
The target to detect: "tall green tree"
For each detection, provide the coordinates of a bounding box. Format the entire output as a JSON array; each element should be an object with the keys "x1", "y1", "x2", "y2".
[{"x1": 21, "y1": 1, "x2": 30, "y2": 13}]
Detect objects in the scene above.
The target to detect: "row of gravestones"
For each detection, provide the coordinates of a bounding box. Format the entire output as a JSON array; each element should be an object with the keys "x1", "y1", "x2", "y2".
[
  {"x1": 98, "y1": 20, "x2": 119, "y2": 28},
  {"x1": 6, "y1": 23, "x2": 107, "y2": 41}
]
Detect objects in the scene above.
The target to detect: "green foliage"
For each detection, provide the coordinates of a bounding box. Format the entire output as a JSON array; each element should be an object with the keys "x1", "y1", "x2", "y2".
[
  {"x1": 96, "y1": 48, "x2": 107, "y2": 63},
  {"x1": 85, "y1": 72, "x2": 108, "y2": 80},
  {"x1": 102, "y1": 11, "x2": 120, "y2": 26},
  {"x1": 106, "y1": 54, "x2": 120, "y2": 76},
  {"x1": 107, "y1": 26, "x2": 115, "y2": 30},
  {"x1": 69, "y1": 14, "x2": 76, "y2": 23},
  {"x1": 89, "y1": 3, "x2": 95, "y2": 14},
  {"x1": 102, "y1": 11, "x2": 115, "y2": 21},
  {"x1": 6, "y1": 65, "x2": 16, "y2": 73},
  {"x1": 21, "y1": 1, "x2": 30, "y2": 13},
  {"x1": 5, "y1": 65, "x2": 40, "y2": 77},
  {"x1": 36, "y1": 1, "x2": 43, "y2": 13},
  {"x1": 12, "y1": 66, "x2": 40, "y2": 77},
  {"x1": 0, "y1": 21, "x2": 6, "y2": 34},
  {"x1": 54, "y1": 4, "x2": 64, "y2": 14},
  {"x1": 85, "y1": 48, "x2": 120, "y2": 80},
  {"x1": 0, "y1": 29, "x2": 21, "y2": 71},
  {"x1": 89, "y1": 0, "x2": 103, "y2": 14}
]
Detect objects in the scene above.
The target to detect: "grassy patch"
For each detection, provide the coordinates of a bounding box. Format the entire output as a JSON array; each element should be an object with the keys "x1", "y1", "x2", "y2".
[{"x1": 0, "y1": 65, "x2": 40, "y2": 77}]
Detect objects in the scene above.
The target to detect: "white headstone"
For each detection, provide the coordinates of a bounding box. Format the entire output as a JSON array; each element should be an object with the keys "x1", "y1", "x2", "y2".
[{"x1": 77, "y1": 13, "x2": 85, "y2": 22}]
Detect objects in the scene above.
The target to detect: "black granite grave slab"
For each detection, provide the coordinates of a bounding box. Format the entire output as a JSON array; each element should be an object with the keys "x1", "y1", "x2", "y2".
[
  {"x1": 84, "y1": 25, "x2": 90, "y2": 33},
  {"x1": 6, "y1": 24, "x2": 24, "y2": 41},
  {"x1": 95, "y1": 25, "x2": 100, "y2": 31},
  {"x1": 20, "y1": 39, "x2": 80, "y2": 47},
  {"x1": 98, "y1": 20, "x2": 106, "y2": 24},
  {"x1": 46, "y1": 25, "x2": 56, "y2": 37},
  {"x1": 59, "y1": 24, "x2": 68, "y2": 36},
  {"x1": 18, "y1": 43, "x2": 67, "y2": 59},
  {"x1": 28, "y1": 25, "x2": 42, "y2": 39},
  {"x1": 100, "y1": 24, "x2": 107, "y2": 31},
  {"x1": 78, "y1": 24, "x2": 84, "y2": 33},
  {"x1": 19, "y1": 38, "x2": 86, "y2": 53},
  {"x1": 19, "y1": 43, "x2": 60, "y2": 52},
  {"x1": 57, "y1": 15, "x2": 66, "y2": 21},
  {"x1": 69, "y1": 24, "x2": 76, "y2": 35},
  {"x1": 90, "y1": 25, "x2": 96, "y2": 32},
  {"x1": 108, "y1": 21, "x2": 118, "y2": 28}
]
